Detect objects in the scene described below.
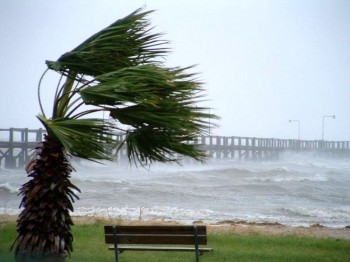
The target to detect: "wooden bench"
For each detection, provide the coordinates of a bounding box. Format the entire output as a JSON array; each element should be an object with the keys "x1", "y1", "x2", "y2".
[{"x1": 104, "y1": 225, "x2": 213, "y2": 262}]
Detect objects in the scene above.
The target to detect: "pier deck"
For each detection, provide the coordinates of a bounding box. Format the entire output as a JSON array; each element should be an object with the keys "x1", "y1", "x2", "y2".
[{"x1": 1, "y1": 128, "x2": 349, "y2": 169}]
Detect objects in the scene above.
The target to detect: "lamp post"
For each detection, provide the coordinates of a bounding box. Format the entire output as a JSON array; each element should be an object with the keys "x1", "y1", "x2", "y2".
[
  {"x1": 322, "y1": 115, "x2": 336, "y2": 140},
  {"x1": 208, "y1": 108, "x2": 211, "y2": 136},
  {"x1": 289, "y1": 120, "x2": 300, "y2": 140}
]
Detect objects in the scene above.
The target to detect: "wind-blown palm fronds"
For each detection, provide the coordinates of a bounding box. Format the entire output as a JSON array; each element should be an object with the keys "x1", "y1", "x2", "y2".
[
  {"x1": 14, "y1": 8, "x2": 218, "y2": 261},
  {"x1": 46, "y1": 9, "x2": 168, "y2": 76},
  {"x1": 37, "y1": 116, "x2": 115, "y2": 161},
  {"x1": 78, "y1": 64, "x2": 211, "y2": 163},
  {"x1": 41, "y1": 8, "x2": 217, "y2": 164}
]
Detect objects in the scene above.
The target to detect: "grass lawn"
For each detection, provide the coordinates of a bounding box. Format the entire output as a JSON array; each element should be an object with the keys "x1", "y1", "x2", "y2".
[{"x1": 1, "y1": 222, "x2": 349, "y2": 261}]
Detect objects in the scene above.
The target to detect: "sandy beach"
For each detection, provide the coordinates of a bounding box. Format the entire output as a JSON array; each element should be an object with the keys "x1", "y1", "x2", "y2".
[{"x1": 1, "y1": 214, "x2": 349, "y2": 240}]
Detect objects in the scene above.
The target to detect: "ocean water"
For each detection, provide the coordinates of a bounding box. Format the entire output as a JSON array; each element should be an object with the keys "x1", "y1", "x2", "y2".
[{"x1": 1, "y1": 155, "x2": 349, "y2": 228}]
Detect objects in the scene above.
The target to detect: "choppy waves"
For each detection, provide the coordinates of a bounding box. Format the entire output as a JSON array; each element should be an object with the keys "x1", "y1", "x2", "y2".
[
  {"x1": 245, "y1": 173, "x2": 330, "y2": 183},
  {"x1": 0, "y1": 182, "x2": 19, "y2": 194},
  {"x1": 1, "y1": 159, "x2": 350, "y2": 227},
  {"x1": 276, "y1": 206, "x2": 350, "y2": 227}
]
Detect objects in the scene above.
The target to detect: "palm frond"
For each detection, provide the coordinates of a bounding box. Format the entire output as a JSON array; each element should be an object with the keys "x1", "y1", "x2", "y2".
[
  {"x1": 78, "y1": 64, "x2": 218, "y2": 163},
  {"x1": 121, "y1": 126, "x2": 206, "y2": 165},
  {"x1": 79, "y1": 65, "x2": 170, "y2": 107},
  {"x1": 46, "y1": 9, "x2": 168, "y2": 77},
  {"x1": 37, "y1": 115, "x2": 117, "y2": 161}
]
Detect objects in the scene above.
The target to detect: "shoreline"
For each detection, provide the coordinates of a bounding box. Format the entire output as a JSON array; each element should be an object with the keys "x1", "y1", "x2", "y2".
[{"x1": 1, "y1": 214, "x2": 349, "y2": 240}]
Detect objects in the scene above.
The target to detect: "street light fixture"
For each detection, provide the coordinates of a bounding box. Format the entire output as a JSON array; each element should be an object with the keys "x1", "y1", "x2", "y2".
[
  {"x1": 322, "y1": 115, "x2": 336, "y2": 140},
  {"x1": 289, "y1": 120, "x2": 300, "y2": 140}
]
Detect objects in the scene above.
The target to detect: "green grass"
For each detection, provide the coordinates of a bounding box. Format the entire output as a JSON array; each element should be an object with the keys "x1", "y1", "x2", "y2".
[{"x1": 1, "y1": 222, "x2": 350, "y2": 261}]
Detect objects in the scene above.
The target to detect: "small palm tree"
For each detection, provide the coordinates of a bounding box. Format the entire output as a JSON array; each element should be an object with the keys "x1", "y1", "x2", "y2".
[{"x1": 12, "y1": 9, "x2": 217, "y2": 261}]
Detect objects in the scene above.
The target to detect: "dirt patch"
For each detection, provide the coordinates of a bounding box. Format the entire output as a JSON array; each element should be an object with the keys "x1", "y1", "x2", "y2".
[{"x1": 2, "y1": 215, "x2": 349, "y2": 240}]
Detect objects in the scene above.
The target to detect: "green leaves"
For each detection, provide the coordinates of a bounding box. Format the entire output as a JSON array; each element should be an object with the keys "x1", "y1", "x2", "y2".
[
  {"x1": 80, "y1": 65, "x2": 172, "y2": 107},
  {"x1": 123, "y1": 126, "x2": 206, "y2": 164},
  {"x1": 41, "y1": 8, "x2": 218, "y2": 164},
  {"x1": 79, "y1": 64, "x2": 215, "y2": 163},
  {"x1": 46, "y1": 9, "x2": 168, "y2": 77},
  {"x1": 38, "y1": 115, "x2": 117, "y2": 161}
]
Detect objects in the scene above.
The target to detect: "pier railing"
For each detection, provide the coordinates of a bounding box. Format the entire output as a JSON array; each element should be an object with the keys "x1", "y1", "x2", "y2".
[{"x1": 1, "y1": 128, "x2": 350, "y2": 168}]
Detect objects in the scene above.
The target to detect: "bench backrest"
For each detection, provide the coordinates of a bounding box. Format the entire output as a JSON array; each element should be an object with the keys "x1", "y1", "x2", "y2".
[{"x1": 104, "y1": 225, "x2": 208, "y2": 245}]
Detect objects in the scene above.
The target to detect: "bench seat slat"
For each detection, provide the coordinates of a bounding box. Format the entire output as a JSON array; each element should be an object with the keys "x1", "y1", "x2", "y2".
[
  {"x1": 108, "y1": 245, "x2": 213, "y2": 253},
  {"x1": 104, "y1": 225, "x2": 207, "y2": 235},
  {"x1": 105, "y1": 234, "x2": 207, "y2": 245}
]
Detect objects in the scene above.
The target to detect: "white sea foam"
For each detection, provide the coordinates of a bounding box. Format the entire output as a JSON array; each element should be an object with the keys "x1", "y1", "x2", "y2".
[
  {"x1": 72, "y1": 206, "x2": 241, "y2": 223},
  {"x1": 0, "y1": 207, "x2": 21, "y2": 216},
  {"x1": 245, "y1": 173, "x2": 330, "y2": 183},
  {"x1": 0, "y1": 182, "x2": 19, "y2": 194},
  {"x1": 275, "y1": 206, "x2": 350, "y2": 227}
]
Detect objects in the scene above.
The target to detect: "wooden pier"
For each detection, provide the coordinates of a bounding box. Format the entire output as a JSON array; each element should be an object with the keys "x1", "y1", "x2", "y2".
[
  {"x1": 0, "y1": 128, "x2": 45, "y2": 169},
  {"x1": 198, "y1": 136, "x2": 350, "y2": 160},
  {"x1": 1, "y1": 128, "x2": 350, "y2": 169}
]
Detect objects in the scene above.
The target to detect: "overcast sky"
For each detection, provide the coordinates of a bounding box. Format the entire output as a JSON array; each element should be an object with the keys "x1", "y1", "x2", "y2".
[{"x1": 1, "y1": 0, "x2": 349, "y2": 141}]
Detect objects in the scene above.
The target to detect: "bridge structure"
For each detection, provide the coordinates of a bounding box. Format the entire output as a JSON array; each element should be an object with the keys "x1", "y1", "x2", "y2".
[{"x1": 1, "y1": 128, "x2": 350, "y2": 169}]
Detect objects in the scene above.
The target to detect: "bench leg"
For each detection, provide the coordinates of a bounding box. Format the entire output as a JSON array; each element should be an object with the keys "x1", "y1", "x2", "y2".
[
  {"x1": 194, "y1": 226, "x2": 199, "y2": 262},
  {"x1": 113, "y1": 226, "x2": 119, "y2": 262}
]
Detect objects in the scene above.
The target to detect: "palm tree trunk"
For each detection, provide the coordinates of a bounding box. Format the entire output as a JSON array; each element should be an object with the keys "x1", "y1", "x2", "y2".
[{"x1": 13, "y1": 134, "x2": 80, "y2": 261}]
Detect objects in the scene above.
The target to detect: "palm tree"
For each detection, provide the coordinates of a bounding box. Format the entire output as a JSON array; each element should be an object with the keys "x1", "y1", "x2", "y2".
[{"x1": 12, "y1": 9, "x2": 217, "y2": 261}]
